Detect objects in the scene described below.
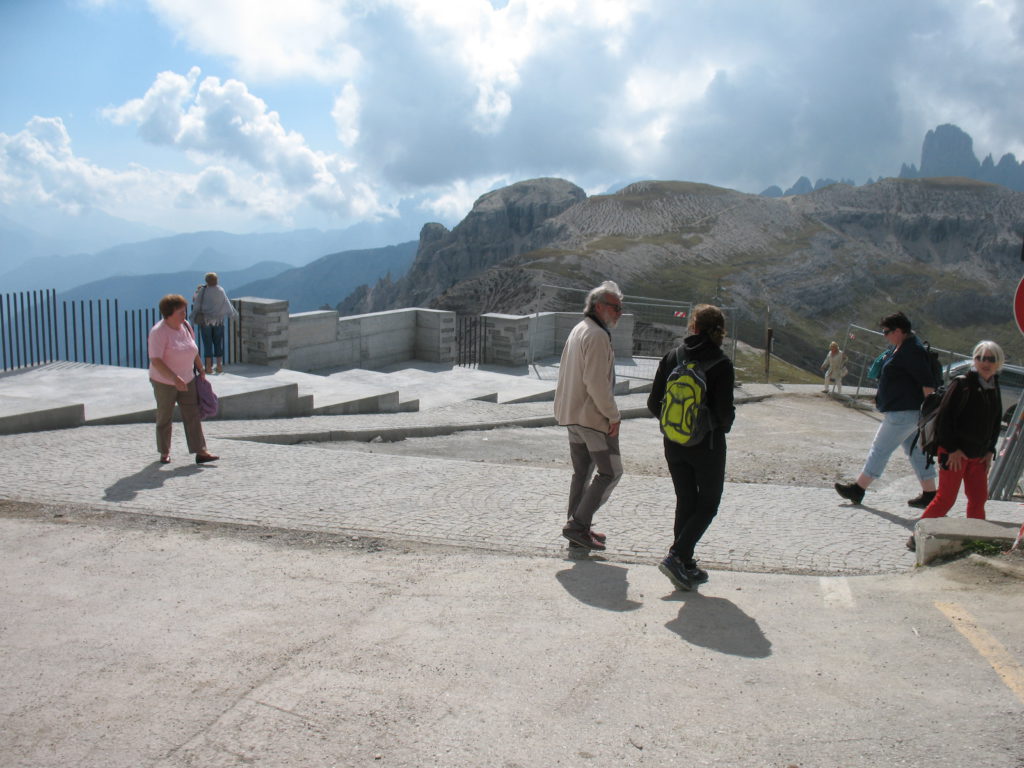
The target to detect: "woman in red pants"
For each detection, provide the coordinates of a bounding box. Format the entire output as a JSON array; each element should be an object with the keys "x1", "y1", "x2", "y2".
[{"x1": 908, "y1": 340, "x2": 1003, "y2": 549}]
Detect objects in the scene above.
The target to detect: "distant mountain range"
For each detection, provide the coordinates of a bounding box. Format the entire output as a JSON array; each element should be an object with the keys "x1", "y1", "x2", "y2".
[
  {"x1": 0, "y1": 223, "x2": 423, "y2": 294},
  {"x1": 233, "y1": 241, "x2": 417, "y2": 313},
  {"x1": 50, "y1": 239, "x2": 418, "y2": 314},
  {"x1": 57, "y1": 261, "x2": 293, "y2": 311},
  {"x1": 763, "y1": 123, "x2": 1024, "y2": 197}
]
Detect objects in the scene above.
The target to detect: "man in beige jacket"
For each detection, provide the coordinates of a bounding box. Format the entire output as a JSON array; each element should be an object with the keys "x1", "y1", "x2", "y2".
[{"x1": 553, "y1": 280, "x2": 624, "y2": 552}]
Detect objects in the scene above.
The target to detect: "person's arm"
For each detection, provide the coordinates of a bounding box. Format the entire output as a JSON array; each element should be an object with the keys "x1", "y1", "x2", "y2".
[
  {"x1": 151, "y1": 357, "x2": 188, "y2": 391},
  {"x1": 709, "y1": 359, "x2": 736, "y2": 433},
  {"x1": 647, "y1": 353, "x2": 671, "y2": 418},
  {"x1": 579, "y1": 334, "x2": 620, "y2": 429}
]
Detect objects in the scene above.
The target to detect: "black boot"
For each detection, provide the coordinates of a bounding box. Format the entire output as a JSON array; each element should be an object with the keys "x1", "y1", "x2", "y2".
[
  {"x1": 907, "y1": 491, "x2": 936, "y2": 509},
  {"x1": 834, "y1": 481, "x2": 865, "y2": 505}
]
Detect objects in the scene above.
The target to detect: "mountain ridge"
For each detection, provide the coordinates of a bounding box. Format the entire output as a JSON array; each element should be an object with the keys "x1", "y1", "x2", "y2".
[{"x1": 341, "y1": 175, "x2": 1024, "y2": 373}]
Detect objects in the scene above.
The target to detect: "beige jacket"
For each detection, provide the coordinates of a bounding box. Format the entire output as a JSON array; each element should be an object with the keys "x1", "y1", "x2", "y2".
[{"x1": 553, "y1": 316, "x2": 620, "y2": 433}]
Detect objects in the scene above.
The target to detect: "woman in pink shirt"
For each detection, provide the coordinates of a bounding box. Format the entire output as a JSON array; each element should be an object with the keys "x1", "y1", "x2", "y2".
[{"x1": 149, "y1": 294, "x2": 219, "y2": 464}]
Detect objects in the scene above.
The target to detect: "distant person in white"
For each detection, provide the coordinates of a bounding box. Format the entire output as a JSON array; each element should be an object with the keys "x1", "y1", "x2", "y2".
[
  {"x1": 821, "y1": 341, "x2": 847, "y2": 394},
  {"x1": 191, "y1": 273, "x2": 239, "y2": 374}
]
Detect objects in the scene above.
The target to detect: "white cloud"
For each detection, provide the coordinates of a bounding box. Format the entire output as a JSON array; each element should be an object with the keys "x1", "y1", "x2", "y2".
[
  {"x1": 10, "y1": 0, "x2": 1024, "y2": 235},
  {"x1": 147, "y1": 0, "x2": 362, "y2": 82},
  {"x1": 418, "y1": 175, "x2": 512, "y2": 221},
  {"x1": 331, "y1": 83, "x2": 361, "y2": 148},
  {"x1": 104, "y1": 68, "x2": 380, "y2": 222}
]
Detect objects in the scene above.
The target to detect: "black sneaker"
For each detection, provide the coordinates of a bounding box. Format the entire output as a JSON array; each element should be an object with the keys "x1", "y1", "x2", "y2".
[
  {"x1": 658, "y1": 555, "x2": 693, "y2": 591},
  {"x1": 834, "y1": 481, "x2": 865, "y2": 505},
  {"x1": 684, "y1": 562, "x2": 709, "y2": 585},
  {"x1": 907, "y1": 491, "x2": 936, "y2": 509}
]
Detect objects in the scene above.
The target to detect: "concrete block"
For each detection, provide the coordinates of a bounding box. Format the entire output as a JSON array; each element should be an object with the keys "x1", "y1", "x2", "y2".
[
  {"x1": 0, "y1": 396, "x2": 84, "y2": 434},
  {"x1": 914, "y1": 518, "x2": 1021, "y2": 566}
]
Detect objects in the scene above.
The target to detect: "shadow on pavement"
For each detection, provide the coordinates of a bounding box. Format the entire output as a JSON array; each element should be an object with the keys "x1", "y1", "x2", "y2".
[
  {"x1": 847, "y1": 501, "x2": 916, "y2": 530},
  {"x1": 555, "y1": 561, "x2": 643, "y2": 612},
  {"x1": 663, "y1": 592, "x2": 772, "y2": 658},
  {"x1": 104, "y1": 462, "x2": 204, "y2": 502}
]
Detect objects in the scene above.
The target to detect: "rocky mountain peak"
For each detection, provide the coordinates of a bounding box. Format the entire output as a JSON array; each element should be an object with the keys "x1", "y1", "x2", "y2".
[
  {"x1": 339, "y1": 178, "x2": 586, "y2": 314},
  {"x1": 920, "y1": 123, "x2": 981, "y2": 179}
]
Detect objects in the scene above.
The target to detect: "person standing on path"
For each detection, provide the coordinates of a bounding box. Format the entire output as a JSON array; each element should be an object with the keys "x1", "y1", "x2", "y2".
[
  {"x1": 191, "y1": 272, "x2": 239, "y2": 375},
  {"x1": 149, "y1": 294, "x2": 219, "y2": 465},
  {"x1": 821, "y1": 341, "x2": 847, "y2": 395},
  {"x1": 647, "y1": 304, "x2": 735, "y2": 591},
  {"x1": 553, "y1": 281, "x2": 625, "y2": 552},
  {"x1": 907, "y1": 340, "x2": 1004, "y2": 550},
  {"x1": 834, "y1": 311, "x2": 938, "y2": 508}
]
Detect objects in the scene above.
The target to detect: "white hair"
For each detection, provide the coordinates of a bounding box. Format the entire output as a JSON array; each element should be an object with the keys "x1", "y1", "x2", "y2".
[
  {"x1": 972, "y1": 340, "x2": 1004, "y2": 372},
  {"x1": 584, "y1": 280, "x2": 623, "y2": 313}
]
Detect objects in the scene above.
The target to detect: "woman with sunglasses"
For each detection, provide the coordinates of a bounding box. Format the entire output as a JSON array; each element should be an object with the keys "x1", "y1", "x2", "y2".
[{"x1": 909, "y1": 341, "x2": 1004, "y2": 544}]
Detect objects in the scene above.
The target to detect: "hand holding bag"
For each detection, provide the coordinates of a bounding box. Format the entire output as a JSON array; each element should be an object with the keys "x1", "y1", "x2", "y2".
[{"x1": 194, "y1": 370, "x2": 219, "y2": 420}]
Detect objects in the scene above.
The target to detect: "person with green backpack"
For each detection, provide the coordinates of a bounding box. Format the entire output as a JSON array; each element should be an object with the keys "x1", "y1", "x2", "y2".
[{"x1": 647, "y1": 304, "x2": 735, "y2": 591}]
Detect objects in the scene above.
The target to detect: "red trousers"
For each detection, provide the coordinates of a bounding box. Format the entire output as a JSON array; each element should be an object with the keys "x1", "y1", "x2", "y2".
[{"x1": 919, "y1": 450, "x2": 990, "y2": 520}]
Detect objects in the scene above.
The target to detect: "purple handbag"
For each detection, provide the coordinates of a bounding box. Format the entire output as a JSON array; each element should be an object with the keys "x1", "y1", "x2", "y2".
[{"x1": 194, "y1": 372, "x2": 219, "y2": 420}]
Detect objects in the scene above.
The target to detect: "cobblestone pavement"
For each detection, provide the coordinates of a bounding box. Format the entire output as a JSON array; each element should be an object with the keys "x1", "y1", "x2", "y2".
[{"x1": 3, "y1": 389, "x2": 1021, "y2": 576}]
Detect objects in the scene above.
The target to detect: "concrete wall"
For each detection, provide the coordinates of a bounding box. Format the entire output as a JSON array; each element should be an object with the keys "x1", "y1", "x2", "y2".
[
  {"x1": 515, "y1": 312, "x2": 635, "y2": 364},
  {"x1": 414, "y1": 309, "x2": 457, "y2": 363},
  {"x1": 236, "y1": 300, "x2": 632, "y2": 373},
  {"x1": 235, "y1": 297, "x2": 289, "y2": 368},
  {"x1": 244, "y1": 304, "x2": 458, "y2": 373}
]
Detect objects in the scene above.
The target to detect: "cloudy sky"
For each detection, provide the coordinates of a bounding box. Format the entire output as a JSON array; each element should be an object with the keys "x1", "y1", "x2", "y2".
[{"x1": 2, "y1": 0, "x2": 1023, "y2": 236}]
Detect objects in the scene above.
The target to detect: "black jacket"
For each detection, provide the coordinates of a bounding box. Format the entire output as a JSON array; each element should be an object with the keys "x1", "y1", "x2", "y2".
[
  {"x1": 937, "y1": 370, "x2": 1002, "y2": 458},
  {"x1": 647, "y1": 333, "x2": 735, "y2": 449},
  {"x1": 876, "y1": 334, "x2": 935, "y2": 413}
]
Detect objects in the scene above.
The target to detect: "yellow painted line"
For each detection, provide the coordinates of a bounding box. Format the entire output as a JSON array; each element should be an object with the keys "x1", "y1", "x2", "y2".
[{"x1": 935, "y1": 601, "x2": 1024, "y2": 705}]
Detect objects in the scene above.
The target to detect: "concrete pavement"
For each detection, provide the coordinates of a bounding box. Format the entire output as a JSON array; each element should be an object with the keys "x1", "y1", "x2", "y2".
[
  {"x1": 3, "y1": 377, "x2": 1024, "y2": 768},
  {"x1": 2, "y1": 387, "x2": 1021, "y2": 576}
]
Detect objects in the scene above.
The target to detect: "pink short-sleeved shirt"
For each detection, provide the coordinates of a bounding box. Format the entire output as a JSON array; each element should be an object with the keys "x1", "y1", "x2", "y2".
[{"x1": 148, "y1": 320, "x2": 198, "y2": 385}]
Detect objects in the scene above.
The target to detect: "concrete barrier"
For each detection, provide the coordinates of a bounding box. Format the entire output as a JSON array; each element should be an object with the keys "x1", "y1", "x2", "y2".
[{"x1": 913, "y1": 518, "x2": 1021, "y2": 566}]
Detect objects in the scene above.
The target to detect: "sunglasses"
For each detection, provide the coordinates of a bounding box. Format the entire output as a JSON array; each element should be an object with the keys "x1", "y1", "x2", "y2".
[
  {"x1": 974, "y1": 355, "x2": 997, "y2": 363},
  {"x1": 881, "y1": 328, "x2": 895, "y2": 336},
  {"x1": 602, "y1": 301, "x2": 623, "y2": 313}
]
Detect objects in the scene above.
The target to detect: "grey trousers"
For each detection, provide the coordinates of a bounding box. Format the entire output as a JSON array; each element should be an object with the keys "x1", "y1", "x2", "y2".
[
  {"x1": 564, "y1": 425, "x2": 623, "y2": 531},
  {"x1": 151, "y1": 379, "x2": 206, "y2": 456}
]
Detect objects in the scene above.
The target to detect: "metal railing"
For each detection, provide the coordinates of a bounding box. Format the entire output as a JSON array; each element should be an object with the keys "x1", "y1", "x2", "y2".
[
  {"x1": 1, "y1": 289, "x2": 238, "y2": 373},
  {"x1": 456, "y1": 315, "x2": 487, "y2": 366}
]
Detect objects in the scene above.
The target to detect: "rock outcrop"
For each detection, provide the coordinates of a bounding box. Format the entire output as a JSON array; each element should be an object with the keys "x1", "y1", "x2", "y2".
[{"x1": 339, "y1": 178, "x2": 586, "y2": 315}]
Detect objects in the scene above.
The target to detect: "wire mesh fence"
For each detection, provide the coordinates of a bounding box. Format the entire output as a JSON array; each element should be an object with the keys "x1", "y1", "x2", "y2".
[{"x1": 534, "y1": 284, "x2": 737, "y2": 380}]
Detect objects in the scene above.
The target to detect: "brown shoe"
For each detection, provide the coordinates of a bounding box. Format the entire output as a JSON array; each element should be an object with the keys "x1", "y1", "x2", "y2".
[
  {"x1": 562, "y1": 528, "x2": 606, "y2": 551},
  {"x1": 195, "y1": 452, "x2": 219, "y2": 464}
]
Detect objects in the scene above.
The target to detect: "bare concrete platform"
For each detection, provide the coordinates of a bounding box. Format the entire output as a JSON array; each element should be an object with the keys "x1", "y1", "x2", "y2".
[{"x1": 0, "y1": 358, "x2": 657, "y2": 434}]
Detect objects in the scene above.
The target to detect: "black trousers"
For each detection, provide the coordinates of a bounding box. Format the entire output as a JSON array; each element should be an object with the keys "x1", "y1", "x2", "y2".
[{"x1": 664, "y1": 434, "x2": 726, "y2": 564}]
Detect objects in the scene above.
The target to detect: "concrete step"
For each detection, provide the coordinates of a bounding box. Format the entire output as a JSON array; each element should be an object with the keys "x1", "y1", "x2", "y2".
[
  {"x1": 0, "y1": 362, "x2": 311, "y2": 429},
  {"x1": 0, "y1": 357, "x2": 657, "y2": 433},
  {"x1": 227, "y1": 364, "x2": 406, "y2": 415}
]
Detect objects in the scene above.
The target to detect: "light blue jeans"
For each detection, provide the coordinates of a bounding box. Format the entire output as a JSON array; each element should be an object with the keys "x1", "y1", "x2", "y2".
[{"x1": 861, "y1": 409, "x2": 937, "y2": 482}]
